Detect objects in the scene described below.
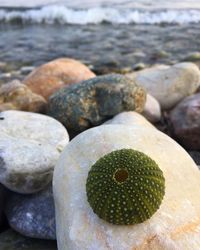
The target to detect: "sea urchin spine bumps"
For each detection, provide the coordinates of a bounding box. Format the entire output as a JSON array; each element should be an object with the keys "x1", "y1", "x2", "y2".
[{"x1": 86, "y1": 149, "x2": 165, "y2": 225}]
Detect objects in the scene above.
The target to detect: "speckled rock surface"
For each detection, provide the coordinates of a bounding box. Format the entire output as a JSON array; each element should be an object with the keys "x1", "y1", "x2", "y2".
[
  {"x1": 48, "y1": 74, "x2": 146, "y2": 133},
  {"x1": 0, "y1": 80, "x2": 47, "y2": 113},
  {"x1": 0, "y1": 229, "x2": 57, "y2": 250},
  {"x1": 104, "y1": 111, "x2": 155, "y2": 129},
  {"x1": 53, "y1": 125, "x2": 200, "y2": 250},
  {"x1": 23, "y1": 58, "x2": 96, "y2": 99},
  {"x1": 142, "y1": 94, "x2": 161, "y2": 123},
  {"x1": 169, "y1": 93, "x2": 200, "y2": 150},
  {"x1": 127, "y1": 63, "x2": 200, "y2": 110},
  {"x1": 5, "y1": 185, "x2": 56, "y2": 240},
  {"x1": 0, "y1": 110, "x2": 69, "y2": 193}
]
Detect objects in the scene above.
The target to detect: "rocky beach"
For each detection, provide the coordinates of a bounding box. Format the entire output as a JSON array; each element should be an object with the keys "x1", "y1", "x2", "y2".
[{"x1": 0, "y1": 0, "x2": 200, "y2": 249}]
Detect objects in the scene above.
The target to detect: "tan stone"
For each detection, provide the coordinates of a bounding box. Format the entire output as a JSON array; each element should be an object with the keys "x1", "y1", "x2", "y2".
[
  {"x1": 0, "y1": 80, "x2": 46, "y2": 113},
  {"x1": 23, "y1": 58, "x2": 96, "y2": 99},
  {"x1": 53, "y1": 125, "x2": 200, "y2": 250}
]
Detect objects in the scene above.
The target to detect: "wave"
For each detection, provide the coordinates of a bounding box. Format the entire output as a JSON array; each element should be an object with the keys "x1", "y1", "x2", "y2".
[{"x1": 1, "y1": 5, "x2": 200, "y2": 25}]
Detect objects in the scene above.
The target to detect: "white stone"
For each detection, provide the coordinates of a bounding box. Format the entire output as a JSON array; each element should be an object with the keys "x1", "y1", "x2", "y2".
[
  {"x1": 0, "y1": 110, "x2": 69, "y2": 193},
  {"x1": 127, "y1": 63, "x2": 200, "y2": 110},
  {"x1": 104, "y1": 111, "x2": 156, "y2": 129},
  {"x1": 54, "y1": 125, "x2": 200, "y2": 250},
  {"x1": 142, "y1": 94, "x2": 161, "y2": 123}
]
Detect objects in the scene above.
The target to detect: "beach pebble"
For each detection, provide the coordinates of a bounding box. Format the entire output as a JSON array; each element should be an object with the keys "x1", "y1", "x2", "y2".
[
  {"x1": 23, "y1": 58, "x2": 96, "y2": 99},
  {"x1": 48, "y1": 74, "x2": 146, "y2": 133},
  {"x1": 0, "y1": 80, "x2": 47, "y2": 113},
  {"x1": 54, "y1": 125, "x2": 200, "y2": 250},
  {"x1": 5, "y1": 185, "x2": 56, "y2": 240},
  {"x1": 127, "y1": 62, "x2": 200, "y2": 109},
  {"x1": 0, "y1": 110, "x2": 69, "y2": 193},
  {"x1": 142, "y1": 93, "x2": 161, "y2": 123},
  {"x1": 104, "y1": 111, "x2": 155, "y2": 129},
  {"x1": 169, "y1": 93, "x2": 200, "y2": 150},
  {"x1": 0, "y1": 229, "x2": 57, "y2": 250}
]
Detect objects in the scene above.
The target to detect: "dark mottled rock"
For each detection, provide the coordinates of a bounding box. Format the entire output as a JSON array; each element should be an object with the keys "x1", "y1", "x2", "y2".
[
  {"x1": 0, "y1": 229, "x2": 57, "y2": 250},
  {"x1": 5, "y1": 185, "x2": 56, "y2": 240},
  {"x1": 188, "y1": 151, "x2": 200, "y2": 168},
  {"x1": 170, "y1": 93, "x2": 200, "y2": 150},
  {"x1": 48, "y1": 74, "x2": 146, "y2": 133},
  {"x1": 0, "y1": 184, "x2": 5, "y2": 228}
]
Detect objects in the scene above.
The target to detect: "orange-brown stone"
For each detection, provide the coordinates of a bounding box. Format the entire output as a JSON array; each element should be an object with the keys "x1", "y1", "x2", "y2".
[{"x1": 23, "y1": 58, "x2": 96, "y2": 99}]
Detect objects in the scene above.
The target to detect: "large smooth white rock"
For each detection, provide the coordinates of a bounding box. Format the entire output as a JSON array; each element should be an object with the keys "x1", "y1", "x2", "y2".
[
  {"x1": 127, "y1": 63, "x2": 200, "y2": 110},
  {"x1": 53, "y1": 125, "x2": 200, "y2": 250},
  {"x1": 0, "y1": 110, "x2": 69, "y2": 193}
]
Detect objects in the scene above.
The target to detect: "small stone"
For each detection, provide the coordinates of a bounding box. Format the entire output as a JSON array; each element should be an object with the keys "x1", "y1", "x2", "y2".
[
  {"x1": 0, "y1": 110, "x2": 69, "y2": 193},
  {"x1": 0, "y1": 80, "x2": 47, "y2": 113},
  {"x1": 104, "y1": 111, "x2": 155, "y2": 129},
  {"x1": 184, "y1": 52, "x2": 200, "y2": 62},
  {"x1": 23, "y1": 58, "x2": 96, "y2": 99},
  {"x1": 20, "y1": 66, "x2": 35, "y2": 75},
  {"x1": 48, "y1": 74, "x2": 146, "y2": 133},
  {"x1": 0, "y1": 229, "x2": 57, "y2": 250},
  {"x1": 133, "y1": 63, "x2": 146, "y2": 71},
  {"x1": 5, "y1": 185, "x2": 56, "y2": 240},
  {"x1": 127, "y1": 63, "x2": 200, "y2": 110},
  {"x1": 169, "y1": 93, "x2": 200, "y2": 150},
  {"x1": 142, "y1": 94, "x2": 161, "y2": 123}
]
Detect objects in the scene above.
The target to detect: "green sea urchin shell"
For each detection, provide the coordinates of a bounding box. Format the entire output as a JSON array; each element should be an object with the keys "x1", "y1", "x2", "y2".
[{"x1": 86, "y1": 149, "x2": 165, "y2": 225}]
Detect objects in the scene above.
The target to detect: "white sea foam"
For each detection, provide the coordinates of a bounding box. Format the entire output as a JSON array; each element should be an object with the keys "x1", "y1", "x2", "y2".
[{"x1": 0, "y1": 5, "x2": 200, "y2": 24}]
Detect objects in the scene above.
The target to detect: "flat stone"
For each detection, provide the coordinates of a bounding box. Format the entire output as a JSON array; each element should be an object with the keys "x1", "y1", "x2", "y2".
[
  {"x1": 127, "y1": 63, "x2": 200, "y2": 110},
  {"x1": 53, "y1": 125, "x2": 200, "y2": 250},
  {"x1": 0, "y1": 80, "x2": 47, "y2": 113},
  {"x1": 48, "y1": 74, "x2": 146, "y2": 133},
  {"x1": 23, "y1": 58, "x2": 96, "y2": 99},
  {"x1": 0, "y1": 110, "x2": 69, "y2": 193},
  {"x1": 0, "y1": 229, "x2": 57, "y2": 250},
  {"x1": 5, "y1": 185, "x2": 56, "y2": 240},
  {"x1": 169, "y1": 93, "x2": 200, "y2": 150}
]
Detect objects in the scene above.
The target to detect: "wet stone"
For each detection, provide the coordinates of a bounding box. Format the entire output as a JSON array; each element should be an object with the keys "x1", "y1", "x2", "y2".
[{"x1": 5, "y1": 185, "x2": 56, "y2": 240}]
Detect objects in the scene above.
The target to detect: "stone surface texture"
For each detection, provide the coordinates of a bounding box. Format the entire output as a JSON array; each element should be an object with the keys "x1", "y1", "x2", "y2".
[
  {"x1": 23, "y1": 58, "x2": 96, "y2": 99},
  {"x1": 104, "y1": 111, "x2": 155, "y2": 129},
  {"x1": 0, "y1": 80, "x2": 46, "y2": 112},
  {"x1": 142, "y1": 93, "x2": 161, "y2": 123},
  {"x1": 0, "y1": 110, "x2": 69, "y2": 193},
  {"x1": 169, "y1": 93, "x2": 200, "y2": 150},
  {"x1": 5, "y1": 185, "x2": 56, "y2": 240},
  {"x1": 48, "y1": 74, "x2": 146, "y2": 133},
  {"x1": 127, "y1": 63, "x2": 200, "y2": 110},
  {"x1": 53, "y1": 125, "x2": 200, "y2": 250}
]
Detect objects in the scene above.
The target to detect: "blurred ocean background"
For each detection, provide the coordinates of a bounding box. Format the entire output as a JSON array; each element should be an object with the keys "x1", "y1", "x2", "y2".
[{"x1": 0, "y1": 0, "x2": 200, "y2": 75}]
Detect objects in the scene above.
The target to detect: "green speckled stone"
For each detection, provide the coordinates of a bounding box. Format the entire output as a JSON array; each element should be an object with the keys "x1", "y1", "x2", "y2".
[
  {"x1": 86, "y1": 149, "x2": 165, "y2": 225},
  {"x1": 48, "y1": 74, "x2": 146, "y2": 133}
]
